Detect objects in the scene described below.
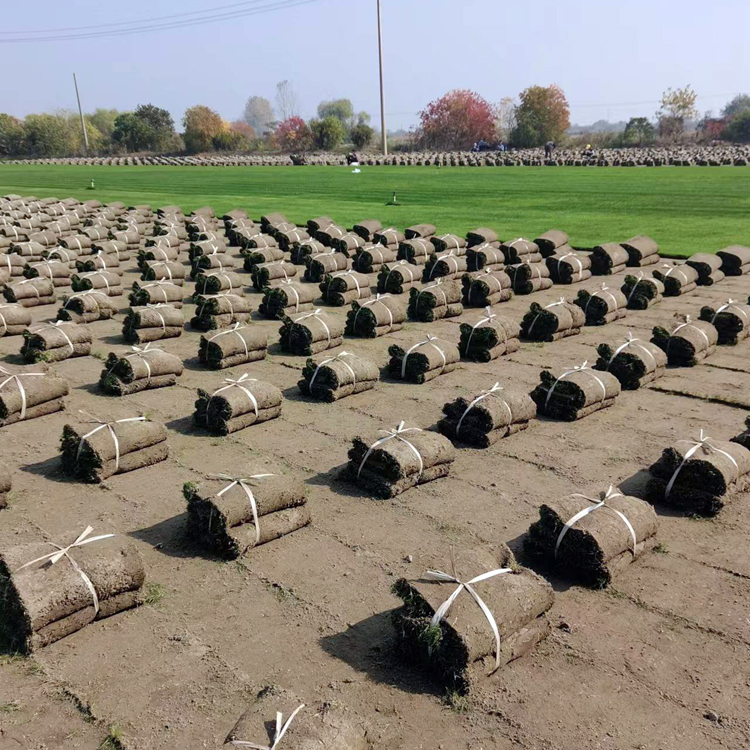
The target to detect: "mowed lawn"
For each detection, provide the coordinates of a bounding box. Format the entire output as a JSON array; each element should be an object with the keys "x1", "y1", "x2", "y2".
[{"x1": 1, "y1": 164, "x2": 748, "y2": 257}]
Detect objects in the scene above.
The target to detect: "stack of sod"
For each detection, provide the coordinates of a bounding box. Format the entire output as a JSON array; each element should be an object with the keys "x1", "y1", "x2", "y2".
[
  {"x1": 533, "y1": 229, "x2": 570, "y2": 258},
  {"x1": 530, "y1": 364, "x2": 621, "y2": 420},
  {"x1": 507, "y1": 262, "x2": 553, "y2": 294},
  {"x1": 251, "y1": 260, "x2": 297, "y2": 290},
  {"x1": 375, "y1": 227, "x2": 406, "y2": 247},
  {"x1": 236, "y1": 230, "x2": 278, "y2": 252},
  {"x1": 306, "y1": 215, "x2": 336, "y2": 233},
  {"x1": 346, "y1": 295, "x2": 407, "y2": 337},
  {"x1": 521, "y1": 299, "x2": 585, "y2": 342},
  {"x1": 141, "y1": 261, "x2": 186, "y2": 287},
  {"x1": 188, "y1": 239, "x2": 227, "y2": 262},
  {"x1": 191, "y1": 293, "x2": 252, "y2": 330},
  {"x1": 575, "y1": 285, "x2": 628, "y2": 325},
  {"x1": 438, "y1": 383, "x2": 536, "y2": 446},
  {"x1": 345, "y1": 422, "x2": 455, "y2": 497},
  {"x1": 466, "y1": 243, "x2": 505, "y2": 272},
  {"x1": 21, "y1": 322, "x2": 91, "y2": 362},
  {"x1": 391, "y1": 546, "x2": 553, "y2": 693},
  {"x1": 0, "y1": 530, "x2": 145, "y2": 652},
  {"x1": 0, "y1": 303, "x2": 32, "y2": 336},
  {"x1": 388, "y1": 336, "x2": 460, "y2": 383},
  {"x1": 653, "y1": 264, "x2": 699, "y2": 296},
  {"x1": 331, "y1": 231, "x2": 366, "y2": 256},
  {"x1": 241, "y1": 245, "x2": 284, "y2": 271},
  {"x1": 99, "y1": 347, "x2": 184, "y2": 394},
  {"x1": 352, "y1": 243, "x2": 397, "y2": 273},
  {"x1": 717, "y1": 245, "x2": 750, "y2": 276},
  {"x1": 290, "y1": 238, "x2": 326, "y2": 265},
  {"x1": 315, "y1": 223, "x2": 347, "y2": 247},
  {"x1": 621, "y1": 274, "x2": 664, "y2": 309},
  {"x1": 71, "y1": 271, "x2": 123, "y2": 297},
  {"x1": 699, "y1": 301, "x2": 750, "y2": 345},
  {"x1": 408, "y1": 279, "x2": 463, "y2": 321},
  {"x1": 60, "y1": 417, "x2": 169, "y2": 482},
  {"x1": 279, "y1": 310, "x2": 345, "y2": 354},
  {"x1": 75, "y1": 254, "x2": 121, "y2": 276},
  {"x1": 0, "y1": 368, "x2": 68, "y2": 426},
  {"x1": 732, "y1": 418, "x2": 750, "y2": 451},
  {"x1": 422, "y1": 250, "x2": 468, "y2": 282},
  {"x1": 258, "y1": 281, "x2": 316, "y2": 319},
  {"x1": 524, "y1": 487, "x2": 658, "y2": 587},
  {"x1": 191, "y1": 253, "x2": 235, "y2": 278},
  {"x1": 352, "y1": 218, "x2": 383, "y2": 241},
  {"x1": 461, "y1": 269, "x2": 512, "y2": 307},
  {"x1": 377, "y1": 260, "x2": 420, "y2": 294},
  {"x1": 198, "y1": 325, "x2": 267, "y2": 369},
  {"x1": 459, "y1": 311, "x2": 520, "y2": 361},
  {"x1": 319, "y1": 270, "x2": 372, "y2": 306},
  {"x1": 59, "y1": 234, "x2": 93, "y2": 253},
  {"x1": 1, "y1": 252, "x2": 25, "y2": 280},
  {"x1": 466, "y1": 227, "x2": 499, "y2": 246},
  {"x1": 685, "y1": 253, "x2": 725, "y2": 286},
  {"x1": 193, "y1": 270, "x2": 244, "y2": 296},
  {"x1": 137, "y1": 244, "x2": 180, "y2": 269},
  {"x1": 621, "y1": 235, "x2": 660, "y2": 267},
  {"x1": 304, "y1": 252, "x2": 350, "y2": 282},
  {"x1": 91, "y1": 240, "x2": 128, "y2": 260},
  {"x1": 595, "y1": 335, "x2": 667, "y2": 389},
  {"x1": 57, "y1": 291, "x2": 118, "y2": 323},
  {"x1": 276, "y1": 227, "x2": 310, "y2": 252},
  {"x1": 591, "y1": 243, "x2": 629, "y2": 275},
  {"x1": 398, "y1": 238, "x2": 434, "y2": 266},
  {"x1": 299, "y1": 351, "x2": 379, "y2": 401},
  {"x1": 405, "y1": 223, "x2": 436, "y2": 239},
  {"x1": 194, "y1": 376, "x2": 282, "y2": 433},
  {"x1": 500, "y1": 238, "x2": 541, "y2": 265},
  {"x1": 430, "y1": 233, "x2": 466, "y2": 254},
  {"x1": 4, "y1": 278, "x2": 56, "y2": 307},
  {"x1": 43, "y1": 246, "x2": 79, "y2": 266},
  {"x1": 10, "y1": 241, "x2": 45, "y2": 262},
  {"x1": 546, "y1": 251, "x2": 591, "y2": 284},
  {"x1": 24, "y1": 260, "x2": 72, "y2": 287},
  {"x1": 0, "y1": 464, "x2": 9, "y2": 508},
  {"x1": 122, "y1": 305, "x2": 184, "y2": 344},
  {"x1": 645, "y1": 435, "x2": 750, "y2": 515},
  {"x1": 651, "y1": 317, "x2": 718, "y2": 366}
]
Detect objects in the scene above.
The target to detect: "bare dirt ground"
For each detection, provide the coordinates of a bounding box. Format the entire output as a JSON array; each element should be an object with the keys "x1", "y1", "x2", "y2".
[{"x1": 2, "y1": 246, "x2": 750, "y2": 750}]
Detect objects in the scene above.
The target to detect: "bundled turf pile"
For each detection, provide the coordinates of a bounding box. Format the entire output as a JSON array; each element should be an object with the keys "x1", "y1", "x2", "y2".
[
  {"x1": 60, "y1": 415, "x2": 169, "y2": 481},
  {"x1": 352, "y1": 218, "x2": 383, "y2": 241},
  {"x1": 24, "y1": 260, "x2": 72, "y2": 287},
  {"x1": 591, "y1": 243, "x2": 628, "y2": 275},
  {"x1": 438, "y1": 382, "x2": 536, "y2": 446},
  {"x1": 319, "y1": 270, "x2": 371, "y2": 306},
  {"x1": 299, "y1": 351, "x2": 378, "y2": 401},
  {"x1": 2, "y1": 252, "x2": 25, "y2": 280},
  {"x1": 621, "y1": 235, "x2": 660, "y2": 268},
  {"x1": 290, "y1": 238, "x2": 326, "y2": 265},
  {"x1": 190, "y1": 253, "x2": 235, "y2": 278},
  {"x1": 377, "y1": 260, "x2": 420, "y2": 294},
  {"x1": 242, "y1": 244, "x2": 284, "y2": 270},
  {"x1": 306, "y1": 216, "x2": 336, "y2": 234},
  {"x1": 521, "y1": 298, "x2": 585, "y2": 342},
  {"x1": 375, "y1": 227, "x2": 406, "y2": 247},
  {"x1": 524, "y1": 486, "x2": 658, "y2": 587},
  {"x1": 44, "y1": 246, "x2": 80, "y2": 265},
  {"x1": 653, "y1": 263, "x2": 699, "y2": 296},
  {"x1": 685, "y1": 253, "x2": 725, "y2": 286},
  {"x1": 461, "y1": 269, "x2": 512, "y2": 307},
  {"x1": 423, "y1": 250, "x2": 468, "y2": 282},
  {"x1": 276, "y1": 227, "x2": 311, "y2": 252},
  {"x1": 595, "y1": 334, "x2": 667, "y2": 389},
  {"x1": 645, "y1": 432, "x2": 750, "y2": 515},
  {"x1": 21, "y1": 322, "x2": 92, "y2": 362},
  {"x1": 531, "y1": 363, "x2": 621, "y2": 420},
  {"x1": 430, "y1": 233, "x2": 466, "y2": 255},
  {"x1": 466, "y1": 242, "x2": 505, "y2": 272},
  {"x1": 304, "y1": 252, "x2": 350, "y2": 282},
  {"x1": 331, "y1": 231, "x2": 366, "y2": 256},
  {"x1": 0, "y1": 528, "x2": 145, "y2": 651},
  {"x1": 279, "y1": 310, "x2": 344, "y2": 355},
  {"x1": 129, "y1": 280, "x2": 184, "y2": 308},
  {"x1": 199, "y1": 324, "x2": 267, "y2": 369},
  {"x1": 651, "y1": 316, "x2": 718, "y2": 366},
  {"x1": 141, "y1": 261, "x2": 186, "y2": 286},
  {"x1": 71, "y1": 270, "x2": 122, "y2": 296},
  {"x1": 408, "y1": 279, "x2": 463, "y2": 321},
  {"x1": 4, "y1": 278, "x2": 56, "y2": 307},
  {"x1": 352, "y1": 242, "x2": 397, "y2": 273},
  {"x1": 346, "y1": 294, "x2": 407, "y2": 337},
  {"x1": 717, "y1": 245, "x2": 750, "y2": 276},
  {"x1": 251, "y1": 260, "x2": 297, "y2": 290},
  {"x1": 546, "y1": 250, "x2": 591, "y2": 284},
  {"x1": 57, "y1": 291, "x2": 118, "y2": 323},
  {"x1": 99, "y1": 346, "x2": 184, "y2": 394},
  {"x1": 0, "y1": 367, "x2": 69, "y2": 426},
  {"x1": 194, "y1": 269, "x2": 244, "y2": 295},
  {"x1": 188, "y1": 239, "x2": 227, "y2": 262},
  {"x1": 191, "y1": 293, "x2": 252, "y2": 330},
  {"x1": 258, "y1": 281, "x2": 316, "y2": 319},
  {"x1": 0, "y1": 464, "x2": 9, "y2": 509},
  {"x1": 507, "y1": 262, "x2": 552, "y2": 294},
  {"x1": 533, "y1": 229, "x2": 570, "y2": 258},
  {"x1": 75, "y1": 254, "x2": 122, "y2": 276},
  {"x1": 466, "y1": 227, "x2": 499, "y2": 246},
  {"x1": 391, "y1": 546, "x2": 553, "y2": 692},
  {"x1": 575, "y1": 284, "x2": 628, "y2": 325},
  {"x1": 459, "y1": 309, "x2": 520, "y2": 361},
  {"x1": 405, "y1": 223, "x2": 436, "y2": 239},
  {"x1": 621, "y1": 273, "x2": 664, "y2": 310},
  {"x1": 194, "y1": 375, "x2": 282, "y2": 434},
  {"x1": 398, "y1": 238, "x2": 435, "y2": 266},
  {"x1": 388, "y1": 336, "x2": 460, "y2": 383},
  {"x1": 699, "y1": 300, "x2": 750, "y2": 345},
  {"x1": 314, "y1": 222, "x2": 346, "y2": 247},
  {"x1": 0, "y1": 302, "x2": 32, "y2": 336},
  {"x1": 500, "y1": 238, "x2": 541, "y2": 265},
  {"x1": 732, "y1": 418, "x2": 750, "y2": 451},
  {"x1": 122, "y1": 304, "x2": 184, "y2": 343}
]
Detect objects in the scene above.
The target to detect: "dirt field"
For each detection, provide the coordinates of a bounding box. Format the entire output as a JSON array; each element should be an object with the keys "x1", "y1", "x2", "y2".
[{"x1": 2, "y1": 240, "x2": 750, "y2": 750}]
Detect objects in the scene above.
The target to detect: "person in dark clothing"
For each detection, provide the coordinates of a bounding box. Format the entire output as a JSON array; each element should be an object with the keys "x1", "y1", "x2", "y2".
[{"x1": 544, "y1": 141, "x2": 556, "y2": 160}]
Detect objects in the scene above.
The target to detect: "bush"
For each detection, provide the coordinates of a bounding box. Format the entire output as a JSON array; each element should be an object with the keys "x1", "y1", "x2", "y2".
[
  {"x1": 309, "y1": 116, "x2": 347, "y2": 150},
  {"x1": 351, "y1": 123, "x2": 374, "y2": 149},
  {"x1": 274, "y1": 116, "x2": 313, "y2": 152},
  {"x1": 725, "y1": 111, "x2": 750, "y2": 143}
]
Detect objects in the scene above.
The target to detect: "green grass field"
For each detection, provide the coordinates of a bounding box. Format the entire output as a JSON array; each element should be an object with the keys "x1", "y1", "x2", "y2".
[{"x1": 1, "y1": 164, "x2": 748, "y2": 256}]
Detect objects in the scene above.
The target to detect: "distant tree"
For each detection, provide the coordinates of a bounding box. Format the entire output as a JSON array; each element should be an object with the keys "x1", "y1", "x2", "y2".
[
  {"x1": 112, "y1": 112, "x2": 153, "y2": 152},
  {"x1": 415, "y1": 89, "x2": 497, "y2": 150},
  {"x1": 317, "y1": 98, "x2": 355, "y2": 126},
  {"x1": 511, "y1": 84, "x2": 570, "y2": 147},
  {"x1": 725, "y1": 111, "x2": 750, "y2": 143},
  {"x1": 133, "y1": 104, "x2": 175, "y2": 150},
  {"x1": 230, "y1": 120, "x2": 256, "y2": 140},
  {"x1": 183, "y1": 105, "x2": 226, "y2": 153},
  {"x1": 22, "y1": 113, "x2": 78, "y2": 157},
  {"x1": 0, "y1": 113, "x2": 25, "y2": 156},
  {"x1": 722, "y1": 94, "x2": 750, "y2": 120},
  {"x1": 496, "y1": 97, "x2": 517, "y2": 141},
  {"x1": 623, "y1": 117, "x2": 656, "y2": 146},
  {"x1": 656, "y1": 85, "x2": 698, "y2": 140},
  {"x1": 275, "y1": 80, "x2": 299, "y2": 121},
  {"x1": 309, "y1": 116, "x2": 347, "y2": 150},
  {"x1": 696, "y1": 114, "x2": 726, "y2": 142},
  {"x1": 243, "y1": 96, "x2": 275, "y2": 134},
  {"x1": 273, "y1": 116, "x2": 313, "y2": 151},
  {"x1": 87, "y1": 108, "x2": 119, "y2": 141},
  {"x1": 350, "y1": 122, "x2": 374, "y2": 149}
]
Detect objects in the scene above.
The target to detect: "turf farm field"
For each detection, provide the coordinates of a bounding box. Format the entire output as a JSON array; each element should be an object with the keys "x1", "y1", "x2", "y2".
[{"x1": 1, "y1": 163, "x2": 749, "y2": 257}]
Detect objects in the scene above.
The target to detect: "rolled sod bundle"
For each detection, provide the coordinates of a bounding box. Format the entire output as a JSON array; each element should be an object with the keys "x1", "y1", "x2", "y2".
[
  {"x1": 521, "y1": 299, "x2": 585, "y2": 341},
  {"x1": 461, "y1": 269, "x2": 512, "y2": 307},
  {"x1": 59, "y1": 234, "x2": 92, "y2": 252},
  {"x1": 43, "y1": 246, "x2": 79, "y2": 265},
  {"x1": 591, "y1": 243, "x2": 629, "y2": 275},
  {"x1": 0, "y1": 367, "x2": 68, "y2": 426},
  {"x1": 534, "y1": 229, "x2": 570, "y2": 258},
  {"x1": 388, "y1": 336, "x2": 460, "y2": 383},
  {"x1": 507, "y1": 262, "x2": 553, "y2": 295},
  {"x1": 99, "y1": 347, "x2": 184, "y2": 394},
  {"x1": 352, "y1": 218, "x2": 383, "y2": 241},
  {"x1": 408, "y1": 279, "x2": 463, "y2": 321},
  {"x1": 375, "y1": 227, "x2": 406, "y2": 247},
  {"x1": 732, "y1": 418, "x2": 750, "y2": 452},
  {"x1": 0, "y1": 303, "x2": 32, "y2": 336},
  {"x1": 331, "y1": 231, "x2": 366, "y2": 256},
  {"x1": 405, "y1": 223, "x2": 436, "y2": 239},
  {"x1": 1, "y1": 252, "x2": 25, "y2": 279},
  {"x1": 466, "y1": 242, "x2": 505, "y2": 271},
  {"x1": 314, "y1": 223, "x2": 347, "y2": 247},
  {"x1": 717, "y1": 245, "x2": 750, "y2": 276},
  {"x1": 699, "y1": 301, "x2": 750, "y2": 345},
  {"x1": 398, "y1": 238, "x2": 434, "y2": 266},
  {"x1": 621, "y1": 274, "x2": 664, "y2": 309},
  {"x1": 194, "y1": 376, "x2": 282, "y2": 434},
  {"x1": 11, "y1": 241, "x2": 45, "y2": 260},
  {"x1": 4, "y1": 278, "x2": 56, "y2": 307},
  {"x1": 645, "y1": 434, "x2": 750, "y2": 515},
  {"x1": 191, "y1": 253, "x2": 236, "y2": 278},
  {"x1": 423, "y1": 250, "x2": 468, "y2": 282},
  {"x1": 122, "y1": 305, "x2": 184, "y2": 344},
  {"x1": 575, "y1": 285, "x2": 628, "y2": 325},
  {"x1": 75, "y1": 254, "x2": 121, "y2": 276},
  {"x1": 595, "y1": 335, "x2": 667, "y2": 389},
  {"x1": 24, "y1": 260, "x2": 72, "y2": 287},
  {"x1": 129, "y1": 280, "x2": 184, "y2": 308},
  {"x1": 260, "y1": 212, "x2": 289, "y2": 231},
  {"x1": 651, "y1": 317, "x2": 718, "y2": 366},
  {"x1": 524, "y1": 487, "x2": 658, "y2": 587},
  {"x1": 137, "y1": 245, "x2": 180, "y2": 270},
  {"x1": 500, "y1": 238, "x2": 541, "y2": 265},
  {"x1": 319, "y1": 270, "x2": 371, "y2": 306},
  {"x1": 685, "y1": 253, "x2": 725, "y2": 286},
  {"x1": 530, "y1": 364, "x2": 621, "y2": 420},
  {"x1": 21, "y1": 322, "x2": 92, "y2": 362},
  {"x1": 377, "y1": 260, "x2": 420, "y2": 294},
  {"x1": 194, "y1": 270, "x2": 245, "y2": 296},
  {"x1": 546, "y1": 251, "x2": 591, "y2": 284},
  {"x1": 306, "y1": 216, "x2": 336, "y2": 233},
  {"x1": 0, "y1": 529, "x2": 145, "y2": 652},
  {"x1": 91, "y1": 240, "x2": 128, "y2": 260},
  {"x1": 0, "y1": 463, "x2": 9, "y2": 508},
  {"x1": 57, "y1": 291, "x2": 118, "y2": 323},
  {"x1": 251, "y1": 260, "x2": 297, "y2": 290},
  {"x1": 279, "y1": 310, "x2": 345, "y2": 355},
  {"x1": 459, "y1": 310, "x2": 520, "y2": 361},
  {"x1": 238, "y1": 233, "x2": 279, "y2": 254},
  {"x1": 299, "y1": 351, "x2": 378, "y2": 401},
  {"x1": 71, "y1": 271, "x2": 122, "y2": 296},
  {"x1": 188, "y1": 239, "x2": 227, "y2": 261},
  {"x1": 198, "y1": 324, "x2": 267, "y2": 369},
  {"x1": 466, "y1": 227, "x2": 499, "y2": 247},
  {"x1": 258, "y1": 281, "x2": 316, "y2": 319},
  {"x1": 391, "y1": 546, "x2": 553, "y2": 692},
  {"x1": 191, "y1": 293, "x2": 252, "y2": 330},
  {"x1": 438, "y1": 383, "x2": 536, "y2": 446},
  {"x1": 304, "y1": 252, "x2": 350, "y2": 282},
  {"x1": 430, "y1": 233, "x2": 466, "y2": 254},
  {"x1": 346, "y1": 294, "x2": 406, "y2": 337},
  {"x1": 621, "y1": 235, "x2": 660, "y2": 267},
  {"x1": 242, "y1": 245, "x2": 285, "y2": 271},
  {"x1": 141, "y1": 261, "x2": 186, "y2": 286},
  {"x1": 290, "y1": 238, "x2": 326, "y2": 265},
  {"x1": 60, "y1": 417, "x2": 168, "y2": 482}
]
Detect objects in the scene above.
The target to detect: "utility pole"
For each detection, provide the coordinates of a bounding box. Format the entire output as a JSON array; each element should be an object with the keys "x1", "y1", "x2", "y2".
[
  {"x1": 73, "y1": 73, "x2": 89, "y2": 152},
  {"x1": 377, "y1": 0, "x2": 388, "y2": 155}
]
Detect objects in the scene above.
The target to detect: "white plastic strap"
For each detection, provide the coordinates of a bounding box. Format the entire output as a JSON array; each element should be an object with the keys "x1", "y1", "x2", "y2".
[
  {"x1": 357, "y1": 421, "x2": 424, "y2": 478},
  {"x1": 229, "y1": 703, "x2": 305, "y2": 749},
  {"x1": 213, "y1": 473, "x2": 275, "y2": 547},
  {"x1": 401, "y1": 334, "x2": 446, "y2": 379}
]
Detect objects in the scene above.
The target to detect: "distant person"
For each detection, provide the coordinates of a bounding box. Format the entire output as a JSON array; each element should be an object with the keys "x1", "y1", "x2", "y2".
[
  {"x1": 346, "y1": 151, "x2": 359, "y2": 165},
  {"x1": 544, "y1": 141, "x2": 556, "y2": 160},
  {"x1": 583, "y1": 144, "x2": 595, "y2": 159},
  {"x1": 498, "y1": 141, "x2": 506, "y2": 152}
]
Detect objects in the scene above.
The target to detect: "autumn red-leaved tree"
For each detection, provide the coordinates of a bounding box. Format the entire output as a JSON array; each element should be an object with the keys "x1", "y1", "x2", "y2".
[
  {"x1": 415, "y1": 90, "x2": 497, "y2": 150},
  {"x1": 511, "y1": 84, "x2": 570, "y2": 147},
  {"x1": 274, "y1": 116, "x2": 313, "y2": 151}
]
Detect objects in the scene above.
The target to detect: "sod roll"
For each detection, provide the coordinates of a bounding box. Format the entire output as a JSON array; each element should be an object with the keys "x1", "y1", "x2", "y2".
[
  {"x1": 388, "y1": 336, "x2": 460, "y2": 383},
  {"x1": 279, "y1": 310, "x2": 345, "y2": 355},
  {"x1": 621, "y1": 274, "x2": 664, "y2": 309},
  {"x1": 653, "y1": 264, "x2": 698, "y2": 296},
  {"x1": 699, "y1": 301, "x2": 750, "y2": 345},
  {"x1": 0, "y1": 368, "x2": 68, "y2": 426},
  {"x1": 686, "y1": 253, "x2": 725, "y2": 286},
  {"x1": 591, "y1": 243, "x2": 628, "y2": 275},
  {"x1": 521, "y1": 299, "x2": 584, "y2": 341},
  {"x1": 717, "y1": 245, "x2": 750, "y2": 276},
  {"x1": 191, "y1": 293, "x2": 252, "y2": 330},
  {"x1": 99, "y1": 347, "x2": 183, "y2": 394},
  {"x1": 408, "y1": 279, "x2": 463, "y2": 321},
  {"x1": 198, "y1": 324, "x2": 267, "y2": 369},
  {"x1": 122, "y1": 304, "x2": 184, "y2": 343},
  {"x1": 459, "y1": 310, "x2": 520, "y2": 361},
  {"x1": 461, "y1": 269, "x2": 512, "y2": 307},
  {"x1": 57, "y1": 291, "x2": 118, "y2": 323},
  {"x1": 621, "y1": 235, "x2": 660, "y2": 267},
  {"x1": 651, "y1": 317, "x2": 718, "y2": 366},
  {"x1": 299, "y1": 351, "x2": 378, "y2": 401},
  {"x1": 258, "y1": 281, "x2": 316, "y2": 319},
  {"x1": 0, "y1": 302, "x2": 32, "y2": 336},
  {"x1": 533, "y1": 229, "x2": 569, "y2": 257},
  {"x1": 319, "y1": 270, "x2": 372, "y2": 306},
  {"x1": 21, "y1": 322, "x2": 91, "y2": 362},
  {"x1": 346, "y1": 295, "x2": 406, "y2": 337},
  {"x1": 575, "y1": 284, "x2": 628, "y2": 325},
  {"x1": 531, "y1": 364, "x2": 621, "y2": 420},
  {"x1": 546, "y1": 251, "x2": 591, "y2": 284},
  {"x1": 595, "y1": 335, "x2": 666, "y2": 389}
]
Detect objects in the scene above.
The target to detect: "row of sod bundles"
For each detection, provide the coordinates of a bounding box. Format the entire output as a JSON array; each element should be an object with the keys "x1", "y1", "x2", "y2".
[
  {"x1": 461, "y1": 269, "x2": 511, "y2": 307},
  {"x1": 188, "y1": 238, "x2": 227, "y2": 261},
  {"x1": 0, "y1": 368, "x2": 69, "y2": 426},
  {"x1": 575, "y1": 284, "x2": 628, "y2": 325},
  {"x1": 251, "y1": 260, "x2": 297, "y2": 290},
  {"x1": 500, "y1": 238, "x2": 541, "y2": 265},
  {"x1": 466, "y1": 242, "x2": 505, "y2": 272},
  {"x1": 685, "y1": 253, "x2": 725, "y2": 286},
  {"x1": 595, "y1": 334, "x2": 667, "y2": 389},
  {"x1": 545, "y1": 250, "x2": 591, "y2": 284},
  {"x1": 398, "y1": 237, "x2": 435, "y2": 266},
  {"x1": 524, "y1": 486, "x2": 658, "y2": 588},
  {"x1": 459, "y1": 310, "x2": 520, "y2": 361},
  {"x1": 191, "y1": 252, "x2": 235, "y2": 278},
  {"x1": 194, "y1": 270, "x2": 245, "y2": 296},
  {"x1": 438, "y1": 383, "x2": 536, "y2": 446},
  {"x1": 122, "y1": 304, "x2": 184, "y2": 343},
  {"x1": 408, "y1": 279, "x2": 463, "y2": 321},
  {"x1": 0, "y1": 463, "x2": 9, "y2": 508},
  {"x1": 191, "y1": 293, "x2": 252, "y2": 330},
  {"x1": 388, "y1": 336, "x2": 460, "y2": 383},
  {"x1": 521, "y1": 299, "x2": 584, "y2": 342},
  {"x1": 430, "y1": 233, "x2": 466, "y2": 254},
  {"x1": 241, "y1": 244, "x2": 284, "y2": 271},
  {"x1": 290, "y1": 238, "x2": 326, "y2": 265},
  {"x1": 99, "y1": 346, "x2": 184, "y2": 394},
  {"x1": 0, "y1": 302, "x2": 32, "y2": 336},
  {"x1": 195, "y1": 375, "x2": 281, "y2": 434},
  {"x1": 374, "y1": 227, "x2": 406, "y2": 247},
  {"x1": 351, "y1": 218, "x2": 383, "y2": 241},
  {"x1": 466, "y1": 227, "x2": 499, "y2": 246},
  {"x1": 21, "y1": 322, "x2": 92, "y2": 362},
  {"x1": 319, "y1": 270, "x2": 371, "y2": 305},
  {"x1": 304, "y1": 251, "x2": 350, "y2": 282},
  {"x1": 141, "y1": 260, "x2": 186, "y2": 286},
  {"x1": 391, "y1": 546, "x2": 553, "y2": 693},
  {"x1": 651, "y1": 316, "x2": 717, "y2": 366},
  {"x1": 279, "y1": 310, "x2": 344, "y2": 354},
  {"x1": 423, "y1": 250, "x2": 468, "y2": 282},
  {"x1": 0, "y1": 528, "x2": 145, "y2": 652},
  {"x1": 346, "y1": 295, "x2": 406, "y2": 337},
  {"x1": 531, "y1": 363, "x2": 621, "y2": 420},
  {"x1": 591, "y1": 243, "x2": 628, "y2": 275},
  {"x1": 72, "y1": 270, "x2": 122, "y2": 296},
  {"x1": 24, "y1": 260, "x2": 72, "y2": 286},
  {"x1": 352, "y1": 242, "x2": 397, "y2": 273},
  {"x1": 258, "y1": 281, "x2": 316, "y2": 319},
  {"x1": 377, "y1": 260, "x2": 420, "y2": 294},
  {"x1": 653, "y1": 263, "x2": 698, "y2": 296},
  {"x1": 646, "y1": 433, "x2": 750, "y2": 515},
  {"x1": 4, "y1": 278, "x2": 56, "y2": 307},
  {"x1": 299, "y1": 351, "x2": 378, "y2": 401},
  {"x1": 405, "y1": 223, "x2": 436, "y2": 239},
  {"x1": 507, "y1": 261, "x2": 552, "y2": 294},
  {"x1": 699, "y1": 300, "x2": 750, "y2": 345},
  {"x1": 621, "y1": 274, "x2": 664, "y2": 309},
  {"x1": 57, "y1": 291, "x2": 118, "y2": 323},
  {"x1": 61, "y1": 415, "x2": 169, "y2": 482},
  {"x1": 199, "y1": 324, "x2": 267, "y2": 369},
  {"x1": 331, "y1": 231, "x2": 366, "y2": 256},
  {"x1": 534, "y1": 229, "x2": 570, "y2": 258},
  {"x1": 717, "y1": 245, "x2": 750, "y2": 276},
  {"x1": 621, "y1": 235, "x2": 660, "y2": 267}
]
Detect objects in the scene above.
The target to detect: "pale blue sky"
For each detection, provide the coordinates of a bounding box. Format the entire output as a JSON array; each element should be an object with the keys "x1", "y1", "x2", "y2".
[{"x1": 1, "y1": 0, "x2": 748, "y2": 129}]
